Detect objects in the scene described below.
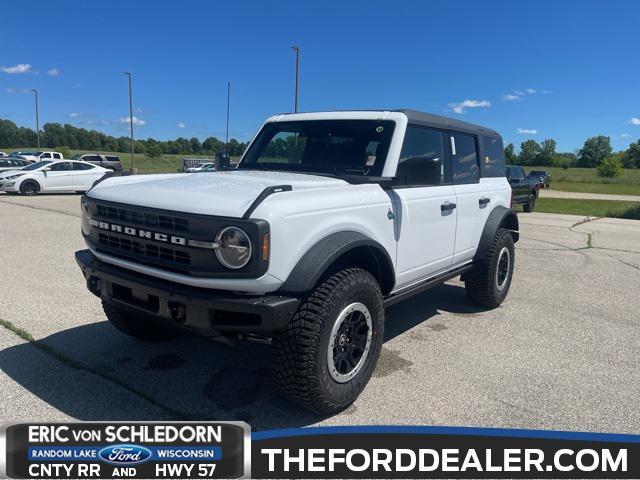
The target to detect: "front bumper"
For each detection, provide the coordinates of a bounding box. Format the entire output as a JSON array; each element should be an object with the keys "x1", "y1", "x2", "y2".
[{"x1": 75, "y1": 249, "x2": 300, "y2": 333}]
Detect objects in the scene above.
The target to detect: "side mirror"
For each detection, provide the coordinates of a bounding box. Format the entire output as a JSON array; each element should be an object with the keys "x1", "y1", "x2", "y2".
[{"x1": 42, "y1": 166, "x2": 51, "y2": 172}]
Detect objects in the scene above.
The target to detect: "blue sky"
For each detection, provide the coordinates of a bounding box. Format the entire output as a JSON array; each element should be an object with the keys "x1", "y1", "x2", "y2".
[{"x1": 1, "y1": 0, "x2": 639, "y2": 151}]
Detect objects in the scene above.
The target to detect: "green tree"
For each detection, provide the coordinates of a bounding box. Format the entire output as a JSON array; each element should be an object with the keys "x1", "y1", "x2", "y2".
[
  {"x1": 596, "y1": 155, "x2": 622, "y2": 177},
  {"x1": 578, "y1": 135, "x2": 612, "y2": 168},
  {"x1": 537, "y1": 139, "x2": 556, "y2": 166},
  {"x1": 518, "y1": 139, "x2": 541, "y2": 166},
  {"x1": 504, "y1": 143, "x2": 517, "y2": 165},
  {"x1": 622, "y1": 141, "x2": 640, "y2": 169},
  {"x1": 145, "y1": 144, "x2": 163, "y2": 158}
]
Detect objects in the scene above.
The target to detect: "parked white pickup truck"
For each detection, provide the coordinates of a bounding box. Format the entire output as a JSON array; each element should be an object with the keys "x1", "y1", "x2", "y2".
[
  {"x1": 15, "y1": 151, "x2": 64, "y2": 162},
  {"x1": 76, "y1": 109, "x2": 518, "y2": 413}
]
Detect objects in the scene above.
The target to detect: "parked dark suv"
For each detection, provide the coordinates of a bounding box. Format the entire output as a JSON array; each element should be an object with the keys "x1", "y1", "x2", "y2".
[{"x1": 71, "y1": 154, "x2": 123, "y2": 172}]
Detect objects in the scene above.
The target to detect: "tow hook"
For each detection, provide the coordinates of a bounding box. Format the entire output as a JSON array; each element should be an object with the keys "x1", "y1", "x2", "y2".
[{"x1": 168, "y1": 301, "x2": 186, "y2": 325}]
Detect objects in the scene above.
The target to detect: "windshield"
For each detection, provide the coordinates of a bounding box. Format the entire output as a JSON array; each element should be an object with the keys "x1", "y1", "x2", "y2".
[
  {"x1": 70, "y1": 154, "x2": 83, "y2": 160},
  {"x1": 529, "y1": 171, "x2": 545, "y2": 175},
  {"x1": 239, "y1": 120, "x2": 396, "y2": 177},
  {"x1": 12, "y1": 152, "x2": 35, "y2": 157},
  {"x1": 22, "y1": 160, "x2": 52, "y2": 171}
]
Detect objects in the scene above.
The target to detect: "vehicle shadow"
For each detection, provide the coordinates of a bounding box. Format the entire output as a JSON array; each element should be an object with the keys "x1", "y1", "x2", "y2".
[{"x1": 0, "y1": 282, "x2": 484, "y2": 429}]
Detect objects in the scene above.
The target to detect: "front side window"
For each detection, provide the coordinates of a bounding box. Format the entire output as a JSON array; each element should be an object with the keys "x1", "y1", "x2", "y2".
[
  {"x1": 49, "y1": 162, "x2": 73, "y2": 171},
  {"x1": 481, "y1": 135, "x2": 505, "y2": 177},
  {"x1": 41, "y1": 152, "x2": 52, "y2": 159},
  {"x1": 397, "y1": 126, "x2": 447, "y2": 186},
  {"x1": 240, "y1": 120, "x2": 395, "y2": 177},
  {"x1": 451, "y1": 133, "x2": 479, "y2": 184}
]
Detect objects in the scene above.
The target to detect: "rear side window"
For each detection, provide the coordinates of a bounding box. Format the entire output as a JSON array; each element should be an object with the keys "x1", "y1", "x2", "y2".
[
  {"x1": 71, "y1": 162, "x2": 95, "y2": 170},
  {"x1": 105, "y1": 156, "x2": 120, "y2": 162},
  {"x1": 451, "y1": 133, "x2": 479, "y2": 184},
  {"x1": 481, "y1": 136, "x2": 505, "y2": 177},
  {"x1": 397, "y1": 126, "x2": 447, "y2": 186},
  {"x1": 83, "y1": 155, "x2": 101, "y2": 162}
]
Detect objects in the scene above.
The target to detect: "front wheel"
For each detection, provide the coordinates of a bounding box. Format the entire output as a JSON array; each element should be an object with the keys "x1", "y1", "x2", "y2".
[
  {"x1": 465, "y1": 228, "x2": 515, "y2": 309},
  {"x1": 19, "y1": 180, "x2": 40, "y2": 196},
  {"x1": 271, "y1": 268, "x2": 384, "y2": 414},
  {"x1": 523, "y1": 193, "x2": 536, "y2": 212}
]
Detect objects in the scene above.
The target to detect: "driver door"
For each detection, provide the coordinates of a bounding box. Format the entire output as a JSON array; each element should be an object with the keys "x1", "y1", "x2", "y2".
[
  {"x1": 392, "y1": 126, "x2": 457, "y2": 289},
  {"x1": 44, "y1": 161, "x2": 74, "y2": 190}
]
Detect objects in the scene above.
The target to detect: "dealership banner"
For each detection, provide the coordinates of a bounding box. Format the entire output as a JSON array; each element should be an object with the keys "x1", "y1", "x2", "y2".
[{"x1": 2, "y1": 423, "x2": 640, "y2": 479}]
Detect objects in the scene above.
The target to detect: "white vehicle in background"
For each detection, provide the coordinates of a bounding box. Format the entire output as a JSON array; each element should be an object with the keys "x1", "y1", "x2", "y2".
[
  {"x1": 0, "y1": 152, "x2": 7, "y2": 158},
  {"x1": 185, "y1": 162, "x2": 215, "y2": 173},
  {"x1": 0, "y1": 160, "x2": 110, "y2": 195},
  {"x1": 15, "y1": 151, "x2": 64, "y2": 162},
  {"x1": 0, "y1": 158, "x2": 31, "y2": 173}
]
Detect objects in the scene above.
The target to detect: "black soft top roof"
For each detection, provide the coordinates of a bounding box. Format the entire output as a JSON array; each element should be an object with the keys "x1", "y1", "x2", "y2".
[{"x1": 395, "y1": 109, "x2": 500, "y2": 137}]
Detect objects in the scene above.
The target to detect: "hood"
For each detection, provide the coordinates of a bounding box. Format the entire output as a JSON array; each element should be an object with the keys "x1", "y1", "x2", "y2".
[{"x1": 87, "y1": 170, "x2": 348, "y2": 217}]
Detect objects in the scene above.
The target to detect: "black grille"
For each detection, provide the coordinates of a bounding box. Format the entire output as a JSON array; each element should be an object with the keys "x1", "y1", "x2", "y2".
[
  {"x1": 96, "y1": 204, "x2": 189, "y2": 233},
  {"x1": 98, "y1": 233, "x2": 191, "y2": 265}
]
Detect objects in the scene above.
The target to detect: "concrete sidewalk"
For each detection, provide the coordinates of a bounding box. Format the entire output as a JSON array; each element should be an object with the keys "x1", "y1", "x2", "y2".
[{"x1": 540, "y1": 189, "x2": 640, "y2": 202}]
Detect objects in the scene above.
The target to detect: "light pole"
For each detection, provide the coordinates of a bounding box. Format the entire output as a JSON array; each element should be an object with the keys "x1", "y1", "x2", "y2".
[
  {"x1": 31, "y1": 89, "x2": 40, "y2": 149},
  {"x1": 123, "y1": 72, "x2": 134, "y2": 173},
  {"x1": 226, "y1": 81, "x2": 230, "y2": 152},
  {"x1": 291, "y1": 46, "x2": 300, "y2": 113}
]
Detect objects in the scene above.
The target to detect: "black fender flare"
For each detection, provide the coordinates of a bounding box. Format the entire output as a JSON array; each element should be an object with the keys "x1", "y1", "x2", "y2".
[
  {"x1": 278, "y1": 231, "x2": 395, "y2": 295},
  {"x1": 474, "y1": 206, "x2": 519, "y2": 261}
]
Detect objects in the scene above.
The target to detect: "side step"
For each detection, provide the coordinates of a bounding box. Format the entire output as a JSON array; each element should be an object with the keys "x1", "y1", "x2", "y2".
[{"x1": 383, "y1": 263, "x2": 473, "y2": 307}]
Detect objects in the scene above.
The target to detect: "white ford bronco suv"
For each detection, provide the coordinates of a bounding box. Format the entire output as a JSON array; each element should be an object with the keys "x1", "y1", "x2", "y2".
[{"x1": 76, "y1": 110, "x2": 518, "y2": 413}]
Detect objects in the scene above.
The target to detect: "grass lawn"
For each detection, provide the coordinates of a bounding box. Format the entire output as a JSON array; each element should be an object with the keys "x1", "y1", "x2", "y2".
[
  {"x1": 531, "y1": 166, "x2": 640, "y2": 196},
  {"x1": 531, "y1": 198, "x2": 640, "y2": 219}
]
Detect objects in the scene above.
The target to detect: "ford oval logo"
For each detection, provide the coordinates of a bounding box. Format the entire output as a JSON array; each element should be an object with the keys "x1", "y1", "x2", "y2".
[{"x1": 98, "y1": 444, "x2": 152, "y2": 465}]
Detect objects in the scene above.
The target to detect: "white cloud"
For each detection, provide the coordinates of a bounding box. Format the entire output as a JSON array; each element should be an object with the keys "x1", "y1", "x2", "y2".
[
  {"x1": 542, "y1": 89, "x2": 553, "y2": 94},
  {"x1": 620, "y1": 134, "x2": 632, "y2": 138},
  {"x1": 502, "y1": 93, "x2": 520, "y2": 101},
  {"x1": 47, "y1": 68, "x2": 59, "y2": 76},
  {"x1": 1, "y1": 63, "x2": 31, "y2": 74},
  {"x1": 118, "y1": 116, "x2": 146, "y2": 126},
  {"x1": 69, "y1": 112, "x2": 81, "y2": 118},
  {"x1": 517, "y1": 128, "x2": 538, "y2": 135},
  {"x1": 177, "y1": 122, "x2": 186, "y2": 128},
  {"x1": 525, "y1": 88, "x2": 537, "y2": 94},
  {"x1": 629, "y1": 118, "x2": 640, "y2": 125},
  {"x1": 4, "y1": 88, "x2": 28, "y2": 93},
  {"x1": 447, "y1": 99, "x2": 491, "y2": 114}
]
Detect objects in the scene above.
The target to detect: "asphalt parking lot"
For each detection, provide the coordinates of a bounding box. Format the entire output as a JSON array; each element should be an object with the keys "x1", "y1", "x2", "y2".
[{"x1": 1, "y1": 193, "x2": 639, "y2": 432}]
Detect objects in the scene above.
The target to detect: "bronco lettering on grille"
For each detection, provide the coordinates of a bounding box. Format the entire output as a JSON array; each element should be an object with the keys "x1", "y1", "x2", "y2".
[{"x1": 90, "y1": 219, "x2": 190, "y2": 246}]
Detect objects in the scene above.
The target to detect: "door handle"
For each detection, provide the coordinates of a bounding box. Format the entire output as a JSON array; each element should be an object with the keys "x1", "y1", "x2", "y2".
[
  {"x1": 479, "y1": 197, "x2": 490, "y2": 206},
  {"x1": 440, "y1": 202, "x2": 456, "y2": 212}
]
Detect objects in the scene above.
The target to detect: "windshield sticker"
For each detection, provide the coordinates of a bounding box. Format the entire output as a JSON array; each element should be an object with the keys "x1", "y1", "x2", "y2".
[
  {"x1": 376, "y1": 126, "x2": 384, "y2": 133},
  {"x1": 366, "y1": 155, "x2": 376, "y2": 166}
]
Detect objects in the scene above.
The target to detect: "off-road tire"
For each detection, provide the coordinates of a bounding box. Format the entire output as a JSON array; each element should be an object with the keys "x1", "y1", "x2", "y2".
[
  {"x1": 102, "y1": 300, "x2": 180, "y2": 341},
  {"x1": 271, "y1": 268, "x2": 384, "y2": 414},
  {"x1": 523, "y1": 193, "x2": 536, "y2": 212},
  {"x1": 19, "y1": 180, "x2": 40, "y2": 196},
  {"x1": 464, "y1": 228, "x2": 515, "y2": 309}
]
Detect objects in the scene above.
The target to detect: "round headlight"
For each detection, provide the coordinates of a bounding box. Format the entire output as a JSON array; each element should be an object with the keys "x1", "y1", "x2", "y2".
[
  {"x1": 215, "y1": 226, "x2": 252, "y2": 269},
  {"x1": 80, "y1": 200, "x2": 92, "y2": 236}
]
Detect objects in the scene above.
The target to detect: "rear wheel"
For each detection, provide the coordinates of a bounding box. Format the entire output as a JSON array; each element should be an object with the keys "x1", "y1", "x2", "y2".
[
  {"x1": 523, "y1": 193, "x2": 536, "y2": 212},
  {"x1": 271, "y1": 268, "x2": 384, "y2": 414},
  {"x1": 102, "y1": 300, "x2": 181, "y2": 341},
  {"x1": 19, "y1": 180, "x2": 40, "y2": 196},
  {"x1": 465, "y1": 228, "x2": 515, "y2": 308}
]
